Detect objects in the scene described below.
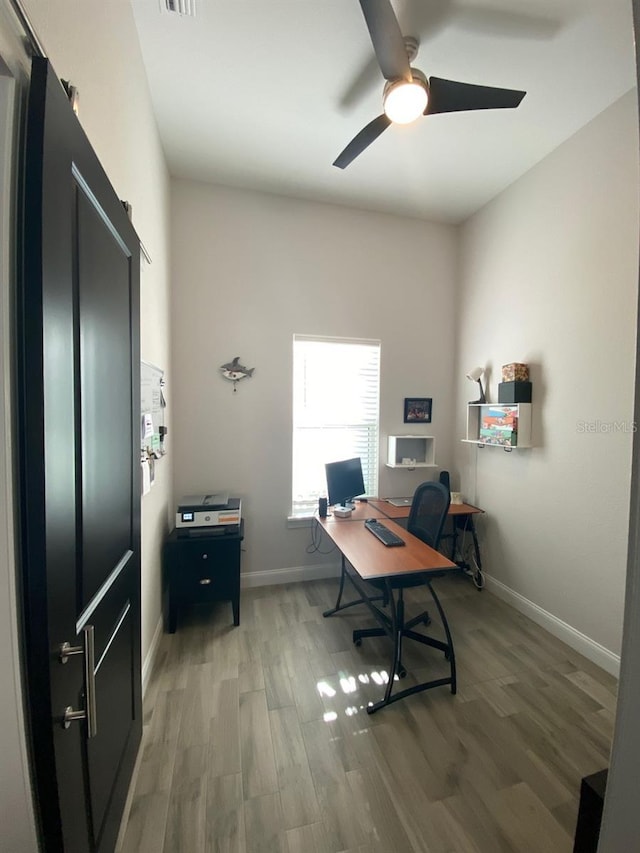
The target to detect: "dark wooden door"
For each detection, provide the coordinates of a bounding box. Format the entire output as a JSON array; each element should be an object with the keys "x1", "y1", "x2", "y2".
[{"x1": 18, "y1": 57, "x2": 141, "y2": 852}]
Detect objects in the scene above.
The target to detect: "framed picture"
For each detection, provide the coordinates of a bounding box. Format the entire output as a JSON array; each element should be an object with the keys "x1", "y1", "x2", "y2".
[{"x1": 404, "y1": 397, "x2": 432, "y2": 424}]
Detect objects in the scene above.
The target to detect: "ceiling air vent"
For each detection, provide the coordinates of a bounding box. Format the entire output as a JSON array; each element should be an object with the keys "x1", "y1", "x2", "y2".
[{"x1": 164, "y1": 0, "x2": 196, "y2": 16}]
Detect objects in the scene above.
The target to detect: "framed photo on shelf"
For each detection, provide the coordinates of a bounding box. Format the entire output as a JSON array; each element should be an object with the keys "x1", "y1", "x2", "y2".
[{"x1": 404, "y1": 397, "x2": 432, "y2": 424}]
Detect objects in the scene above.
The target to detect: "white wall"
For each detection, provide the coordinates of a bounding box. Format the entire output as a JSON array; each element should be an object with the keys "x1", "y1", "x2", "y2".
[
  {"x1": 170, "y1": 181, "x2": 458, "y2": 578},
  {"x1": 0, "y1": 0, "x2": 172, "y2": 848},
  {"x1": 455, "y1": 90, "x2": 639, "y2": 665}
]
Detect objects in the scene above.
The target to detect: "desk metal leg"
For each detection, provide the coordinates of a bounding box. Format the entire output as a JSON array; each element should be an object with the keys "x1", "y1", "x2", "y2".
[
  {"x1": 383, "y1": 580, "x2": 400, "y2": 706},
  {"x1": 323, "y1": 555, "x2": 348, "y2": 617},
  {"x1": 325, "y1": 559, "x2": 457, "y2": 713},
  {"x1": 323, "y1": 555, "x2": 384, "y2": 617},
  {"x1": 357, "y1": 580, "x2": 457, "y2": 715},
  {"x1": 427, "y1": 581, "x2": 456, "y2": 694}
]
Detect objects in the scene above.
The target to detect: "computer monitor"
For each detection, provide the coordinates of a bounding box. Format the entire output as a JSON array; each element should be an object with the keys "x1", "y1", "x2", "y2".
[{"x1": 325, "y1": 457, "x2": 365, "y2": 510}]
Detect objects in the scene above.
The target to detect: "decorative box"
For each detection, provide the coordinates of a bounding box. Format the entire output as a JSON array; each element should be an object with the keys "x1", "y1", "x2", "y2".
[
  {"x1": 480, "y1": 405, "x2": 519, "y2": 446},
  {"x1": 480, "y1": 427, "x2": 518, "y2": 447},
  {"x1": 498, "y1": 381, "x2": 532, "y2": 403},
  {"x1": 501, "y1": 363, "x2": 529, "y2": 383}
]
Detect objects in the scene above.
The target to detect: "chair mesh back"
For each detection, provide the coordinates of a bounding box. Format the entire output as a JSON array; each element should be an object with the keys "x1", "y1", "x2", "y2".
[{"x1": 407, "y1": 482, "x2": 451, "y2": 549}]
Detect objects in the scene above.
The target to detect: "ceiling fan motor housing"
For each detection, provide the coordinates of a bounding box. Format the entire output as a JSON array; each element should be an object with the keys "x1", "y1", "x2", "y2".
[
  {"x1": 403, "y1": 36, "x2": 419, "y2": 63},
  {"x1": 383, "y1": 67, "x2": 427, "y2": 97}
]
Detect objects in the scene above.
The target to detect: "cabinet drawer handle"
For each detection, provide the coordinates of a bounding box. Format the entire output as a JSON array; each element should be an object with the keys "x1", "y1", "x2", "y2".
[{"x1": 199, "y1": 578, "x2": 212, "y2": 585}]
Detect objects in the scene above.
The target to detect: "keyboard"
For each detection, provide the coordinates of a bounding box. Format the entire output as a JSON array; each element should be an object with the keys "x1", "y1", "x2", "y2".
[{"x1": 364, "y1": 519, "x2": 406, "y2": 547}]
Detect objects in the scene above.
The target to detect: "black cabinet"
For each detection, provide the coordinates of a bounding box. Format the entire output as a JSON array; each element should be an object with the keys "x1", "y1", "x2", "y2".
[{"x1": 163, "y1": 521, "x2": 244, "y2": 632}]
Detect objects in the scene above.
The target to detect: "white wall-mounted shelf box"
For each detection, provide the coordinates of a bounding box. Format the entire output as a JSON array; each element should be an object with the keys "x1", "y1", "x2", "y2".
[
  {"x1": 386, "y1": 435, "x2": 436, "y2": 468},
  {"x1": 461, "y1": 403, "x2": 533, "y2": 449}
]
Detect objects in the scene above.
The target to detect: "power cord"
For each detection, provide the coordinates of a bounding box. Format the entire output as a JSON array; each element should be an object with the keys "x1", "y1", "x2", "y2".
[
  {"x1": 306, "y1": 517, "x2": 337, "y2": 555},
  {"x1": 462, "y1": 542, "x2": 485, "y2": 589},
  {"x1": 455, "y1": 514, "x2": 485, "y2": 590}
]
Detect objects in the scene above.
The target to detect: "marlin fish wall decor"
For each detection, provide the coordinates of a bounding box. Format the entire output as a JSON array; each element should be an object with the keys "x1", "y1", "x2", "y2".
[{"x1": 220, "y1": 356, "x2": 255, "y2": 392}]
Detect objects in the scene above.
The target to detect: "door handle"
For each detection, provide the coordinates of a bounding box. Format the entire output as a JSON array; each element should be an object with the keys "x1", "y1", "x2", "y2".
[{"x1": 59, "y1": 624, "x2": 97, "y2": 738}]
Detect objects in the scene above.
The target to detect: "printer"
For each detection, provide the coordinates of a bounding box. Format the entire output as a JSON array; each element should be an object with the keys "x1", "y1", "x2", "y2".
[{"x1": 176, "y1": 492, "x2": 241, "y2": 536}]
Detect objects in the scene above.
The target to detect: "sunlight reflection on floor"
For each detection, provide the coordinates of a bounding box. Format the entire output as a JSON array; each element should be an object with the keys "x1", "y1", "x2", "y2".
[{"x1": 317, "y1": 668, "x2": 400, "y2": 722}]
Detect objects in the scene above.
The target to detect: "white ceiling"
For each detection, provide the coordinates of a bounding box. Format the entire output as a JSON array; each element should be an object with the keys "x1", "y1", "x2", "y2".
[{"x1": 131, "y1": 0, "x2": 637, "y2": 224}]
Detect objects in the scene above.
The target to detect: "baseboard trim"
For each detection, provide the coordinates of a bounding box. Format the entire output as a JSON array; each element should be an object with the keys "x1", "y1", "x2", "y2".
[
  {"x1": 485, "y1": 574, "x2": 620, "y2": 677},
  {"x1": 141, "y1": 615, "x2": 163, "y2": 698},
  {"x1": 241, "y1": 562, "x2": 340, "y2": 588}
]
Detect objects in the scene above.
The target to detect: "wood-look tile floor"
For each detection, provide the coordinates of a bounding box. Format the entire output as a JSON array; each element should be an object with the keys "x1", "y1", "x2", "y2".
[{"x1": 117, "y1": 574, "x2": 616, "y2": 853}]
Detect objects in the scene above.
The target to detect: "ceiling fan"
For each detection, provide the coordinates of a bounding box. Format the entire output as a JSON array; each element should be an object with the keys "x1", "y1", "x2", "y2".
[{"x1": 333, "y1": 0, "x2": 527, "y2": 169}]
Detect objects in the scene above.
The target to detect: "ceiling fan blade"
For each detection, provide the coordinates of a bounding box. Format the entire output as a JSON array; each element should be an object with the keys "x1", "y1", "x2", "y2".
[
  {"x1": 359, "y1": 0, "x2": 412, "y2": 82},
  {"x1": 333, "y1": 114, "x2": 392, "y2": 169},
  {"x1": 426, "y1": 77, "x2": 526, "y2": 115}
]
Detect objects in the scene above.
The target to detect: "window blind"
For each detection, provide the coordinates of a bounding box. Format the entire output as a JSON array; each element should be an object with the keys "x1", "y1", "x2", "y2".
[{"x1": 292, "y1": 335, "x2": 380, "y2": 516}]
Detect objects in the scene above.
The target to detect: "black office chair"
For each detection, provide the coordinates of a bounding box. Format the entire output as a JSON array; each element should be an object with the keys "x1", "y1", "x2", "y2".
[
  {"x1": 438, "y1": 470, "x2": 451, "y2": 492},
  {"x1": 353, "y1": 481, "x2": 457, "y2": 703},
  {"x1": 407, "y1": 480, "x2": 450, "y2": 552}
]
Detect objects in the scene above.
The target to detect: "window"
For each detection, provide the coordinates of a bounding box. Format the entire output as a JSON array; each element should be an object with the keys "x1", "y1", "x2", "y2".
[{"x1": 292, "y1": 335, "x2": 380, "y2": 516}]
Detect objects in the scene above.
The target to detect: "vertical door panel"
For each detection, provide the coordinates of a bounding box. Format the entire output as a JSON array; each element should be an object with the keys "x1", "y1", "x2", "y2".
[
  {"x1": 87, "y1": 603, "x2": 135, "y2": 844},
  {"x1": 77, "y1": 185, "x2": 134, "y2": 604}
]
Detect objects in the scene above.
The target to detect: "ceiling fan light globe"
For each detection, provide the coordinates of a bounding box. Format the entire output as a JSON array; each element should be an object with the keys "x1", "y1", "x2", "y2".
[{"x1": 383, "y1": 80, "x2": 428, "y2": 124}]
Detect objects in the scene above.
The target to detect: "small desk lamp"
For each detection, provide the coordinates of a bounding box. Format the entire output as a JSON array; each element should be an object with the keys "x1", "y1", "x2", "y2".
[{"x1": 466, "y1": 367, "x2": 486, "y2": 403}]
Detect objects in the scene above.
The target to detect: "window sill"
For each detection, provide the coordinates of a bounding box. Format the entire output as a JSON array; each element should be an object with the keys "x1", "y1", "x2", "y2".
[{"x1": 287, "y1": 515, "x2": 315, "y2": 529}]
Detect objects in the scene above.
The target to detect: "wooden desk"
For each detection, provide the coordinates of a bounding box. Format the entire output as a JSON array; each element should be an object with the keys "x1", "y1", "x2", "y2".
[
  {"x1": 368, "y1": 498, "x2": 482, "y2": 520},
  {"x1": 369, "y1": 498, "x2": 485, "y2": 588},
  {"x1": 319, "y1": 515, "x2": 458, "y2": 713}
]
